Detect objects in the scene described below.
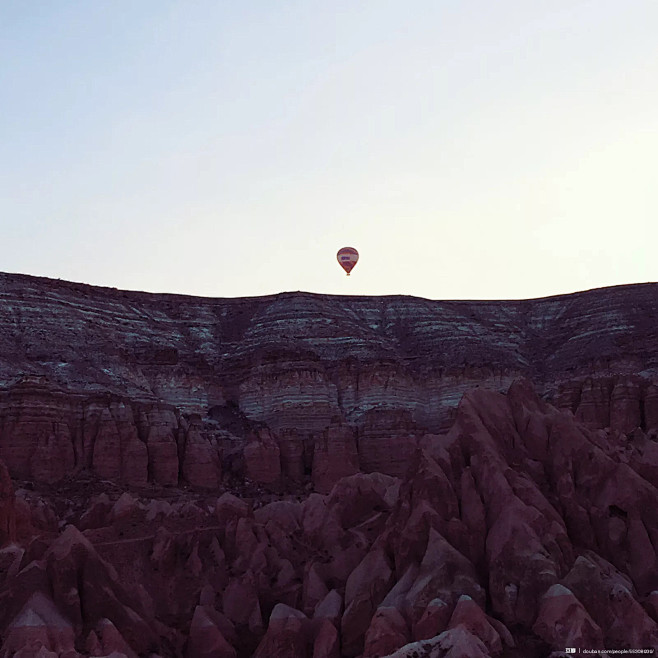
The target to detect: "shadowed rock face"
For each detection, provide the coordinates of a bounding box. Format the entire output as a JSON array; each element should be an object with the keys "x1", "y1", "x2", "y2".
[
  {"x1": 0, "y1": 273, "x2": 657, "y2": 489},
  {"x1": 0, "y1": 274, "x2": 658, "y2": 656},
  {"x1": 1, "y1": 383, "x2": 657, "y2": 657}
]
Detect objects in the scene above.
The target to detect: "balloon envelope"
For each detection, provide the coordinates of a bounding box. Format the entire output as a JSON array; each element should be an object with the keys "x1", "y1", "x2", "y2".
[{"x1": 337, "y1": 247, "x2": 359, "y2": 275}]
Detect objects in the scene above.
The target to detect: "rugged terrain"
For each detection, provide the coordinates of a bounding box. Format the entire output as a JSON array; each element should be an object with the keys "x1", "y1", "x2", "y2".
[{"x1": 0, "y1": 272, "x2": 657, "y2": 657}]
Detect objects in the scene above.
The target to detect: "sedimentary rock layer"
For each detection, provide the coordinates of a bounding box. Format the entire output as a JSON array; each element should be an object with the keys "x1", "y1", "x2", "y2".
[
  {"x1": 0, "y1": 273, "x2": 657, "y2": 489},
  {"x1": 0, "y1": 272, "x2": 656, "y2": 418},
  {"x1": 1, "y1": 274, "x2": 658, "y2": 655}
]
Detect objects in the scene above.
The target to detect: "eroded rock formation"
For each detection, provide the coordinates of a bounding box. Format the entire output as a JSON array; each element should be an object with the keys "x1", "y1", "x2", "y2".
[
  {"x1": 0, "y1": 381, "x2": 656, "y2": 655},
  {"x1": 0, "y1": 274, "x2": 657, "y2": 656}
]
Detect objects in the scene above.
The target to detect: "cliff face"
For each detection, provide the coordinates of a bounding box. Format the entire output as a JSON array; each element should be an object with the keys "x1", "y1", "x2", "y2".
[
  {"x1": 1, "y1": 273, "x2": 658, "y2": 656},
  {"x1": 1, "y1": 382, "x2": 657, "y2": 657},
  {"x1": 0, "y1": 272, "x2": 657, "y2": 489}
]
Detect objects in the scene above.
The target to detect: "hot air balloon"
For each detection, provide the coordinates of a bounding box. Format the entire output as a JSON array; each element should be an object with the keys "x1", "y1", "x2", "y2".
[{"x1": 337, "y1": 247, "x2": 359, "y2": 276}]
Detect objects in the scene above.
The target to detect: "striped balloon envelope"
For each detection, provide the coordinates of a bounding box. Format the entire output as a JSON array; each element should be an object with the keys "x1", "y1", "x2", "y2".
[{"x1": 337, "y1": 247, "x2": 359, "y2": 275}]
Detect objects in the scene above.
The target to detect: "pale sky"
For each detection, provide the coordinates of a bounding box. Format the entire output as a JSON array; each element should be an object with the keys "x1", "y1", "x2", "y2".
[{"x1": 2, "y1": 1, "x2": 657, "y2": 300}]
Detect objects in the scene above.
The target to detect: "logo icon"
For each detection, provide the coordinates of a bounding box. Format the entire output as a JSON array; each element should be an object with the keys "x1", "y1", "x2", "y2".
[{"x1": 565, "y1": 650, "x2": 576, "y2": 654}]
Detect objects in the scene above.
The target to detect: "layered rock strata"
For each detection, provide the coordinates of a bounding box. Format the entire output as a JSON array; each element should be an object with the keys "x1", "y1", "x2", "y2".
[
  {"x1": 0, "y1": 273, "x2": 657, "y2": 490},
  {"x1": 1, "y1": 274, "x2": 658, "y2": 655}
]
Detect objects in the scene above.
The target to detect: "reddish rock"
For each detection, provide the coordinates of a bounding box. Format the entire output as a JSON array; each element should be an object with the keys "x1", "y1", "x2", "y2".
[
  {"x1": 269, "y1": 557, "x2": 301, "y2": 609},
  {"x1": 458, "y1": 468, "x2": 486, "y2": 567},
  {"x1": 0, "y1": 275, "x2": 657, "y2": 491},
  {"x1": 93, "y1": 617, "x2": 140, "y2": 658},
  {"x1": 0, "y1": 273, "x2": 655, "y2": 434},
  {"x1": 341, "y1": 547, "x2": 395, "y2": 656},
  {"x1": 398, "y1": 448, "x2": 459, "y2": 547},
  {"x1": 627, "y1": 428, "x2": 658, "y2": 490},
  {"x1": 31, "y1": 432, "x2": 76, "y2": 486},
  {"x1": 575, "y1": 378, "x2": 612, "y2": 428},
  {"x1": 10, "y1": 644, "x2": 60, "y2": 658},
  {"x1": 452, "y1": 388, "x2": 572, "y2": 625},
  {"x1": 111, "y1": 492, "x2": 142, "y2": 521},
  {"x1": 645, "y1": 385, "x2": 658, "y2": 430},
  {"x1": 150, "y1": 526, "x2": 177, "y2": 574},
  {"x1": 253, "y1": 499, "x2": 301, "y2": 532},
  {"x1": 0, "y1": 459, "x2": 16, "y2": 545},
  {"x1": 85, "y1": 629, "x2": 103, "y2": 655},
  {"x1": 644, "y1": 591, "x2": 658, "y2": 622},
  {"x1": 0, "y1": 379, "x2": 75, "y2": 483},
  {"x1": 276, "y1": 428, "x2": 306, "y2": 483},
  {"x1": 383, "y1": 626, "x2": 492, "y2": 658},
  {"x1": 357, "y1": 409, "x2": 419, "y2": 478},
  {"x1": 300, "y1": 493, "x2": 340, "y2": 544},
  {"x1": 185, "y1": 606, "x2": 237, "y2": 658},
  {"x1": 412, "y1": 597, "x2": 451, "y2": 641},
  {"x1": 379, "y1": 563, "x2": 418, "y2": 611},
  {"x1": 562, "y1": 553, "x2": 658, "y2": 649},
  {"x1": 215, "y1": 492, "x2": 251, "y2": 525},
  {"x1": 313, "y1": 589, "x2": 343, "y2": 629},
  {"x1": 326, "y1": 472, "x2": 400, "y2": 530},
  {"x1": 0, "y1": 275, "x2": 658, "y2": 658},
  {"x1": 181, "y1": 422, "x2": 220, "y2": 489},
  {"x1": 312, "y1": 423, "x2": 359, "y2": 494},
  {"x1": 41, "y1": 525, "x2": 156, "y2": 654},
  {"x1": 403, "y1": 528, "x2": 484, "y2": 626},
  {"x1": 78, "y1": 493, "x2": 112, "y2": 530},
  {"x1": 312, "y1": 618, "x2": 341, "y2": 658},
  {"x1": 144, "y1": 499, "x2": 174, "y2": 523},
  {"x1": 89, "y1": 402, "x2": 148, "y2": 485},
  {"x1": 302, "y1": 562, "x2": 329, "y2": 616},
  {"x1": 610, "y1": 377, "x2": 642, "y2": 433},
  {"x1": 1, "y1": 592, "x2": 75, "y2": 656},
  {"x1": 90, "y1": 406, "x2": 123, "y2": 479},
  {"x1": 11, "y1": 494, "x2": 35, "y2": 544},
  {"x1": 244, "y1": 429, "x2": 281, "y2": 489},
  {"x1": 253, "y1": 604, "x2": 310, "y2": 658},
  {"x1": 627, "y1": 513, "x2": 658, "y2": 595},
  {"x1": 533, "y1": 584, "x2": 604, "y2": 650},
  {"x1": 363, "y1": 606, "x2": 409, "y2": 658},
  {"x1": 222, "y1": 572, "x2": 263, "y2": 635},
  {"x1": 447, "y1": 595, "x2": 502, "y2": 656},
  {"x1": 141, "y1": 408, "x2": 179, "y2": 486},
  {"x1": 0, "y1": 544, "x2": 25, "y2": 583}
]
